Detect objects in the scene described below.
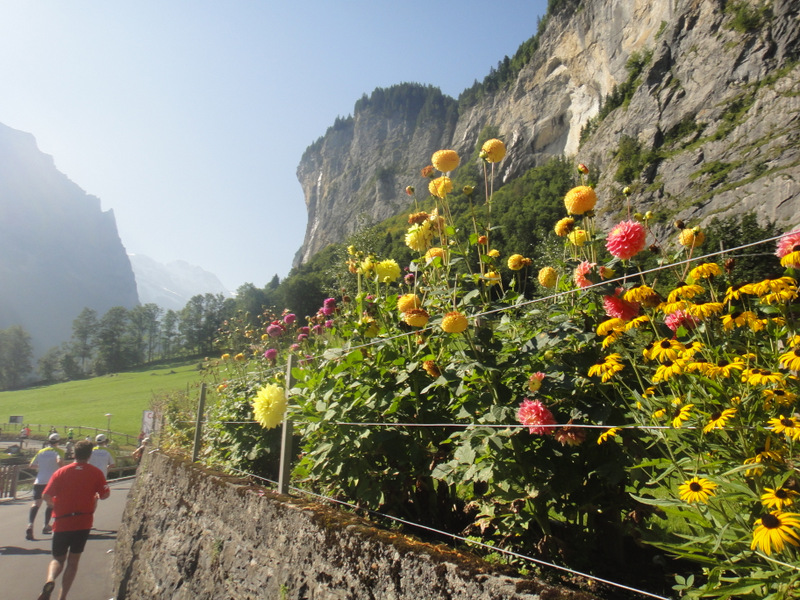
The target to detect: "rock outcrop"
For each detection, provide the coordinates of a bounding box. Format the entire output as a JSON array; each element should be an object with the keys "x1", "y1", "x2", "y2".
[{"x1": 295, "y1": 0, "x2": 799, "y2": 263}]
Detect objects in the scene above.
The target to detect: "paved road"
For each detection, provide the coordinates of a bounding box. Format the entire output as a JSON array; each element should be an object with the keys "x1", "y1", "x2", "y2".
[{"x1": 0, "y1": 476, "x2": 132, "y2": 600}]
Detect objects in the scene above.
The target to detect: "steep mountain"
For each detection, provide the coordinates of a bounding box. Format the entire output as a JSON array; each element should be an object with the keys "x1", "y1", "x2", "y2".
[
  {"x1": 129, "y1": 254, "x2": 232, "y2": 312},
  {"x1": 295, "y1": 0, "x2": 799, "y2": 263},
  {"x1": 0, "y1": 122, "x2": 139, "y2": 357}
]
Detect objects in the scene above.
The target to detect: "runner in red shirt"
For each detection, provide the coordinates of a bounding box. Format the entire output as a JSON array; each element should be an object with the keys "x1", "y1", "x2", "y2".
[{"x1": 36, "y1": 439, "x2": 110, "y2": 600}]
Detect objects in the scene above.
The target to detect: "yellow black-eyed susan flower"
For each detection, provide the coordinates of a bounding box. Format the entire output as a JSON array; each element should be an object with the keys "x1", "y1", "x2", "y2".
[
  {"x1": 650, "y1": 339, "x2": 685, "y2": 363},
  {"x1": 769, "y1": 415, "x2": 800, "y2": 441},
  {"x1": 761, "y1": 487, "x2": 799, "y2": 510},
  {"x1": 667, "y1": 282, "x2": 704, "y2": 304},
  {"x1": 751, "y1": 511, "x2": 800, "y2": 555},
  {"x1": 588, "y1": 354, "x2": 624, "y2": 382},
  {"x1": 761, "y1": 289, "x2": 799, "y2": 305},
  {"x1": 623, "y1": 315, "x2": 651, "y2": 331},
  {"x1": 744, "y1": 368, "x2": 785, "y2": 386},
  {"x1": 763, "y1": 388, "x2": 798, "y2": 407},
  {"x1": 702, "y1": 358, "x2": 746, "y2": 379},
  {"x1": 686, "y1": 302, "x2": 724, "y2": 319},
  {"x1": 671, "y1": 403, "x2": 694, "y2": 428},
  {"x1": 751, "y1": 276, "x2": 797, "y2": 297},
  {"x1": 688, "y1": 262, "x2": 722, "y2": 280},
  {"x1": 653, "y1": 359, "x2": 687, "y2": 382},
  {"x1": 724, "y1": 283, "x2": 754, "y2": 303},
  {"x1": 679, "y1": 341, "x2": 705, "y2": 359},
  {"x1": 678, "y1": 476, "x2": 717, "y2": 504},
  {"x1": 702, "y1": 407, "x2": 737, "y2": 433},
  {"x1": 721, "y1": 310, "x2": 760, "y2": 331},
  {"x1": 596, "y1": 318, "x2": 625, "y2": 336},
  {"x1": 597, "y1": 427, "x2": 621, "y2": 445},
  {"x1": 623, "y1": 285, "x2": 661, "y2": 307},
  {"x1": 779, "y1": 347, "x2": 800, "y2": 371}
]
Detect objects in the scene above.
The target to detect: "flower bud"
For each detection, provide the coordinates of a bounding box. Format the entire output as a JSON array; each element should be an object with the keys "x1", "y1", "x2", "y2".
[
  {"x1": 405, "y1": 186, "x2": 415, "y2": 196},
  {"x1": 577, "y1": 163, "x2": 589, "y2": 174}
]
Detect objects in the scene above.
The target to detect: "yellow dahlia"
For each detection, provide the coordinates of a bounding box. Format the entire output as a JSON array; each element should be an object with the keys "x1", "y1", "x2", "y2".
[
  {"x1": 423, "y1": 360, "x2": 441, "y2": 378},
  {"x1": 403, "y1": 308, "x2": 430, "y2": 327},
  {"x1": 431, "y1": 149, "x2": 460, "y2": 173},
  {"x1": 441, "y1": 311, "x2": 468, "y2": 333},
  {"x1": 375, "y1": 259, "x2": 401, "y2": 283},
  {"x1": 554, "y1": 217, "x2": 576, "y2": 237},
  {"x1": 678, "y1": 227, "x2": 705, "y2": 247},
  {"x1": 485, "y1": 271, "x2": 501, "y2": 286},
  {"x1": 252, "y1": 384, "x2": 287, "y2": 429},
  {"x1": 429, "y1": 176, "x2": 453, "y2": 198},
  {"x1": 564, "y1": 186, "x2": 597, "y2": 215},
  {"x1": 538, "y1": 266, "x2": 558, "y2": 288},
  {"x1": 397, "y1": 294, "x2": 421, "y2": 313},
  {"x1": 425, "y1": 247, "x2": 446, "y2": 262},
  {"x1": 507, "y1": 254, "x2": 527, "y2": 270},
  {"x1": 480, "y1": 138, "x2": 506, "y2": 163},
  {"x1": 568, "y1": 228, "x2": 589, "y2": 247}
]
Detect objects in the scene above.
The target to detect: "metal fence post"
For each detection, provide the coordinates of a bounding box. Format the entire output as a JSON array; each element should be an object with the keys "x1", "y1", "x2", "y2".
[
  {"x1": 192, "y1": 383, "x2": 207, "y2": 462},
  {"x1": 278, "y1": 356, "x2": 295, "y2": 495}
]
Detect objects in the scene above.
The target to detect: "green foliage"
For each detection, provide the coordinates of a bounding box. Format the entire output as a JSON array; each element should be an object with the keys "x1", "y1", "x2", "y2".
[
  {"x1": 724, "y1": 1, "x2": 773, "y2": 33},
  {"x1": 0, "y1": 325, "x2": 34, "y2": 389},
  {"x1": 704, "y1": 212, "x2": 783, "y2": 282}
]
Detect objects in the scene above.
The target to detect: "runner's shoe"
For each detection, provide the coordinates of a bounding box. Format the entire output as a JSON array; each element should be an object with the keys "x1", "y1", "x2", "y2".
[
  {"x1": 25, "y1": 525, "x2": 34, "y2": 540},
  {"x1": 37, "y1": 581, "x2": 55, "y2": 600},
  {"x1": 42, "y1": 524, "x2": 52, "y2": 534}
]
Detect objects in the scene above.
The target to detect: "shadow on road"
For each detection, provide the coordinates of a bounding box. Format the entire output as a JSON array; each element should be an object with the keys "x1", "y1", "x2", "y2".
[{"x1": 0, "y1": 545, "x2": 51, "y2": 556}]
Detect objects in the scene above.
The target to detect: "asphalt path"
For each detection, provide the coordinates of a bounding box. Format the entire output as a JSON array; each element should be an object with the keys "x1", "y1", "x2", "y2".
[{"x1": 0, "y1": 474, "x2": 132, "y2": 600}]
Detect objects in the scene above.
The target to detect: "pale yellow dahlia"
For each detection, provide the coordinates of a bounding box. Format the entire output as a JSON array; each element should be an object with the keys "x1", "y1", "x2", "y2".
[
  {"x1": 397, "y1": 294, "x2": 421, "y2": 313},
  {"x1": 429, "y1": 176, "x2": 453, "y2": 199},
  {"x1": 538, "y1": 266, "x2": 558, "y2": 288},
  {"x1": 568, "y1": 228, "x2": 589, "y2": 247},
  {"x1": 405, "y1": 221, "x2": 434, "y2": 252},
  {"x1": 431, "y1": 149, "x2": 460, "y2": 173},
  {"x1": 564, "y1": 186, "x2": 597, "y2": 215},
  {"x1": 441, "y1": 311, "x2": 469, "y2": 333},
  {"x1": 252, "y1": 384, "x2": 287, "y2": 429},
  {"x1": 485, "y1": 271, "x2": 501, "y2": 286},
  {"x1": 480, "y1": 138, "x2": 506, "y2": 163},
  {"x1": 425, "y1": 247, "x2": 446, "y2": 262},
  {"x1": 375, "y1": 259, "x2": 401, "y2": 282}
]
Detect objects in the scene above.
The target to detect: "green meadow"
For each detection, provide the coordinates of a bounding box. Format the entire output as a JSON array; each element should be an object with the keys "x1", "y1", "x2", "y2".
[{"x1": 0, "y1": 359, "x2": 206, "y2": 439}]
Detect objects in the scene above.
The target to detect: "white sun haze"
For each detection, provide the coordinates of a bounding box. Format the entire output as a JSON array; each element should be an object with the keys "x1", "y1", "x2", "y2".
[{"x1": 0, "y1": 0, "x2": 546, "y2": 291}]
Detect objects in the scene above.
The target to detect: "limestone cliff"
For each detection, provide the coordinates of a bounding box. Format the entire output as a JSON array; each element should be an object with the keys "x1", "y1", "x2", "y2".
[{"x1": 295, "y1": 0, "x2": 799, "y2": 263}]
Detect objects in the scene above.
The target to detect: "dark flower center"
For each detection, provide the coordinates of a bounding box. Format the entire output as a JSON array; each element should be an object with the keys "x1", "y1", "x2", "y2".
[
  {"x1": 775, "y1": 390, "x2": 787, "y2": 397},
  {"x1": 660, "y1": 340, "x2": 672, "y2": 349},
  {"x1": 781, "y1": 418, "x2": 795, "y2": 427},
  {"x1": 689, "y1": 482, "x2": 703, "y2": 492},
  {"x1": 792, "y1": 244, "x2": 800, "y2": 253},
  {"x1": 762, "y1": 513, "x2": 781, "y2": 529},
  {"x1": 776, "y1": 489, "x2": 789, "y2": 499},
  {"x1": 718, "y1": 360, "x2": 729, "y2": 367},
  {"x1": 731, "y1": 311, "x2": 742, "y2": 319},
  {"x1": 710, "y1": 411, "x2": 722, "y2": 420}
]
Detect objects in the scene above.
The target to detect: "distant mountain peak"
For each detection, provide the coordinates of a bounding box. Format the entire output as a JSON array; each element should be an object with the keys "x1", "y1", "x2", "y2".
[{"x1": 129, "y1": 254, "x2": 232, "y2": 311}]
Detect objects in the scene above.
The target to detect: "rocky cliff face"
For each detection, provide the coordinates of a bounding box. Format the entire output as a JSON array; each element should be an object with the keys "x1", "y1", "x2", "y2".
[
  {"x1": 0, "y1": 122, "x2": 139, "y2": 357},
  {"x1": 295, "y1": 0, "x2": 799, "y2": 263}
]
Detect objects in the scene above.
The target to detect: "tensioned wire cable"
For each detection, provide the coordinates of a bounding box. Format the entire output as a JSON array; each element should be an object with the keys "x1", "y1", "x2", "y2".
[
  {"x1": 221, "y1": 463, "x2": 672, "y2": 600},
  {"x1": 221, "y1": 232, "x2": 792, "y2": 382}
]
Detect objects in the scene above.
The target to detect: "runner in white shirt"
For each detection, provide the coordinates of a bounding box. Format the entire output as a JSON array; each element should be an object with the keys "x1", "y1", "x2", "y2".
[
  {"x1": 88, "y1": 434, "x2": 115, "y2": 477},
  {"x1": 27, "y1": 433, "x2": 64, "y2": 539}
]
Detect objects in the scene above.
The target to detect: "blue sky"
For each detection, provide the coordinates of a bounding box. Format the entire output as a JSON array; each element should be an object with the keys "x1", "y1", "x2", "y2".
[{"x1": 0, "y1": 1, "x2": 548, "y2": 291}]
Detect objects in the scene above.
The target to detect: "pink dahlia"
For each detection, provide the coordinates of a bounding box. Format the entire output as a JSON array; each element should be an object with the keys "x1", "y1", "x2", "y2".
[
  {"x1": 283, "y1": 313, "x2": 297, "y2": 325},
  {"x1": 574, "y1": 261, "x2": 596, "y2": 288},
  {"x1": 266, "y1": 323, "x2": 285, "y2": 338},
  {"x1": 665, "y1": 309, "x2": 699, "y2": 332},
  {"x1": 606, "y1": 220, "x2": 647, "y2": 260},
  {"x1": 264, "y1": 348, "x2": 278, "y2": 362},
  {"x1": 776, "y1": 229, "x2": 800, "y2": 268},
  {"x1": 517, "y1": 398, "x2": 557, "y2": 435},
  {"x1": 603, "y1": 288, "x2": 640, "y2": 321}
]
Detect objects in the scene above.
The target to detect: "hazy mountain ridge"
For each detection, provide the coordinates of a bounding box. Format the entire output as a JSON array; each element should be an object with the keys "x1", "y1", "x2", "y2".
[
  {"x1": 295, "y1": 0, "x2": 799, "y2": 262},
  {"x1": 130, "y1": 254, "x2": 232, "y2": 312},
  {"x1": 0, "y1": 122, "x2": 139, "y2": 357}
]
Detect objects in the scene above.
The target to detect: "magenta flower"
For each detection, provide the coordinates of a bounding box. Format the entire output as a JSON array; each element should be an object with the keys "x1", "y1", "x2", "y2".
[
  {"x1": 665, "y1": 309, "x2": 699, "y2": 332},
  {"x1": 776, "y1": 229, "x2": 800, "y2": 267},
  {"x1": 517, "y1": 398, "x2": 557, "y2": 435},
  {"x1": 289, "y1": 343, "x2": 300, "y2": 352},
  {"x1": 324, "y1": 320, "x2": 334, "y2": 328},
  {"x1": 606, "y1": 220, "x2": 647, "y2": 260},
  {"x1": 312, "y1": 324, "x2": 324, "y2": 335},
  {"x1": 603, "y1": 288, "x2": 640, "y2": 321},
  {"x1": 297, "y1": 333, "x2": 308, "y2": 342},
  {"x1": 264, "y1": 348, "x2": 278, "y2": 361},
  {"x1": 266, "y1": 323, "x2": 285, "y2": 338},
  {"x1": 283, "y1": 313, "x2": 296, "y2": 325},
  {"x1": 298, "y1": 326, "x2": 310, "y2": 335},
  {"x1": 574, "y1": 261, "x2": 595, "y2": 288}
]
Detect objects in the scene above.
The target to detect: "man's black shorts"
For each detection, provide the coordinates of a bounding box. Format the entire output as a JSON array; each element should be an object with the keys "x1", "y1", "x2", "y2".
[
  {"x1": 52, "y1": 529, "x2": 91, "y2": 557},
  {"x1": 32, "y1": 484, "x2": 47, "y2": 501}
]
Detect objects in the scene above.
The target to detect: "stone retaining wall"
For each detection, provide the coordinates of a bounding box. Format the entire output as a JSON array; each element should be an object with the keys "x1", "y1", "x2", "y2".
[{"x1": 112, "y1": 451, "x2": 598, "y2": 600}]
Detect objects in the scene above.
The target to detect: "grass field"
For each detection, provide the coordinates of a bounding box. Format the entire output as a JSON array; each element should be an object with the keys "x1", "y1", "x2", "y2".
[{"x1": 0, "y1": 359, "x2": 206, "y2": 440}]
